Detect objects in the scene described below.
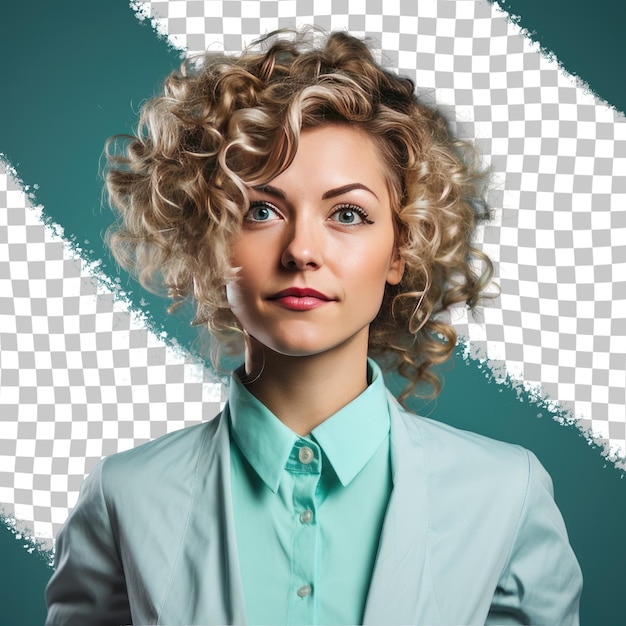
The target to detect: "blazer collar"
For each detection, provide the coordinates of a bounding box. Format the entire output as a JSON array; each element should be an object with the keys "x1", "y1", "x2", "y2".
[
  {"x1": 362, "y1": 393, "x2": 442, "y2": 625},
  {"x1": 158, "y1": 411, "x2": 248, "y2": 625}
]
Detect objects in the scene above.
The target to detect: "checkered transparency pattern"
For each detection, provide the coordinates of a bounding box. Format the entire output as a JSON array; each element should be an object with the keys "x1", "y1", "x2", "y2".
[
  {"x1": 1, "y1": 0, "x2": 625, "y2": 546},
  {"x1": 0, "y1": 162, "x2": 226, "y2": 545}
]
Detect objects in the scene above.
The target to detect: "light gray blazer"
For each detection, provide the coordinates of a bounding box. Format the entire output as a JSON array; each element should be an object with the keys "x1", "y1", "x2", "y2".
[{"x1": 46, "y1": 392, "x2": 582, "y2": 625}]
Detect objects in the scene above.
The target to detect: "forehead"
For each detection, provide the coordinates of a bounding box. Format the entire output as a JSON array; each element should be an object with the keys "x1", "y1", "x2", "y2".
[{"x1": 268, "y1": 125, "x2": 390, "y2": 197}]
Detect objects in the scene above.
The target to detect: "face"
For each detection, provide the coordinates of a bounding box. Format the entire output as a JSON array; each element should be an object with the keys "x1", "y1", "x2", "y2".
[{"x1": 226, "y1": 124, "x2": 405, "y2": 361}]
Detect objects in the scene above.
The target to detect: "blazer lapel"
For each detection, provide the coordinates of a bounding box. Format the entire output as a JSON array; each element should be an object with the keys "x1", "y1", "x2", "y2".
[
  {"x1": 362, "y1": 395, "x2": 442, "y2": 625},
  {"x1": 158, "y1": 409, "x2": 248, "y2": 625}
]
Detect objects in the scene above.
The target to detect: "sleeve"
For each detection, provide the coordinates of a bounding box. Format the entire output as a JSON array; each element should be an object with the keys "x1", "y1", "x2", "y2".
[
  {"x1": 45, "y1": 458, "x2": 132, "y2": 626},
  {"x1": 486, "y1": 450, "x2": 583, "y2": 626}
]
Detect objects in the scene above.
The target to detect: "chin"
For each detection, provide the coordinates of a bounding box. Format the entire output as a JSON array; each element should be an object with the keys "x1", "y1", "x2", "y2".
[
  {"x1": 261, "y1": 338, "x2": 333, "y2": 359},
  {"x1": 253, "y1": 325, "x2": 370, "y2": 361}
]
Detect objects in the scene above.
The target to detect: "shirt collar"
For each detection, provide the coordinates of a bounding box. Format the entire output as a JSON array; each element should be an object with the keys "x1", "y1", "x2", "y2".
[
  {"x1": 228, "y1": 359, "x2": 390, "y2": 492},
  {"x1": 310, "y1": 360, "x2": 389, "y2": 486}
]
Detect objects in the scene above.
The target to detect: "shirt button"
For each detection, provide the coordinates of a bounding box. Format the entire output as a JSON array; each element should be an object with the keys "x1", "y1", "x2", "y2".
[
  {"x1": 296, "y1": 584, "x2": 312, "y2": 597},
  {"x1": 300, "y1": 509, "x2": 313, "y2": 524},
  {"x1": 298, "y1": 446, "x2": 314, "y2": 464}
]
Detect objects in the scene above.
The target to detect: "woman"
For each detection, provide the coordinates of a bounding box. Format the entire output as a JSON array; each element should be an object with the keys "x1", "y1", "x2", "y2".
[{"x1": 45, "y1": 29, "x2": 582, "y2": 625}]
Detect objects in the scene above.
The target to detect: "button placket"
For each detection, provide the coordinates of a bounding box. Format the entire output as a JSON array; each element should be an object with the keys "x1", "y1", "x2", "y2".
[{"x1": 287, "y1": 441, "x2": 320, "y2": 622}]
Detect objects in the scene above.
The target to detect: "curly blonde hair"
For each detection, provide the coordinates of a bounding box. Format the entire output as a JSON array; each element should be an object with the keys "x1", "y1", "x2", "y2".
[{"x1": 106, "y1": 28, "x2": 493, "y2": 401}]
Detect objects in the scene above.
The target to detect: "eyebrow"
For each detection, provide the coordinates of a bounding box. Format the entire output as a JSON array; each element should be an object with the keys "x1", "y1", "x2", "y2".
[
  {"x1": 252, "y1": 183, "x2": 379, "y2": 201},
  {"x1": 322, "y1": 183, "x2": 379, "y2": 201},
  {"x1": 253, "y1": 185, "x2": 286, "y2": 200}
]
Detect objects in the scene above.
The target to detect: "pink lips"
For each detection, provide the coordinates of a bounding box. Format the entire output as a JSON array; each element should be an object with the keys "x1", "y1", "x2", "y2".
[{"x1": 268, "y1": 287, "x2": 333, "y2": 311}]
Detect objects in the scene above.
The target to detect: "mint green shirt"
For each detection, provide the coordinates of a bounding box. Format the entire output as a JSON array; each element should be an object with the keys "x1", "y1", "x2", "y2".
[{"x1": 228, "y1": 360, "x2": 392, "y2": 625}]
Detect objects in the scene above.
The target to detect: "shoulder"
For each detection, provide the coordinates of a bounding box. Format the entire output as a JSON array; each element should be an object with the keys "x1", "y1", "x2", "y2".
[
  {"x1": 96, "y1": 412, "x2": 227, "y2": 508},
  {"x1": 102, "y1": 414, "x2": 221, "y2": 468},
  {"x1": 387, "y1": 392, "x2": 551, "y2": 521},
  {"x1": 390, "y1": 392, "x2": 535, "y2": 476},
  {"x1": 385, "y1": 399, "x2": 581, "y2": 624}
]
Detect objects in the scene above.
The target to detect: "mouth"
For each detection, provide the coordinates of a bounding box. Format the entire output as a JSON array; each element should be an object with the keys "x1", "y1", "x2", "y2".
[{"x1": 267, "y1": 287, "x2": 334, "y2": 311}]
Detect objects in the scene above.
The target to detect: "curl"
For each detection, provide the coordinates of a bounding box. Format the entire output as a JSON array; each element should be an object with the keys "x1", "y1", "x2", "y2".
[{"x1": 105, "y1": 28, "x2": 495, "y2": 403}]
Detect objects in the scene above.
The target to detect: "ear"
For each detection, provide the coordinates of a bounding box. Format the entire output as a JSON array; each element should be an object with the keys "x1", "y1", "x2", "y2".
[{"x1": 386, "y1": 254, "x2": 405, "y2": 286}]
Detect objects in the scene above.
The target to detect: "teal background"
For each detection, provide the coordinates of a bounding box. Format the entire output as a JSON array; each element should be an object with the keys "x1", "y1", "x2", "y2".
[
  {"x1": 0, "y1": 0, "x2": 624, "y2": 623},
  {"x1": 492, "y1": 0, "x2": 626, "y2": 116}
]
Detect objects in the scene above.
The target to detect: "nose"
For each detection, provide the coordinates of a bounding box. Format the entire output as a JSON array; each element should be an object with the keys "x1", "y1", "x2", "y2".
[{"x1": 280, "y1": 219, "x2": 323, "y2": 270}]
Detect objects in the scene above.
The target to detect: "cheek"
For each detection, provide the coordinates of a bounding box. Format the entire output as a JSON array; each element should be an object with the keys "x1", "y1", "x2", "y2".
[
  {"x1": 345, "y1": 253, "x2": 393, "y2": 304},
  {"x1": 353, "y1": 235, "x2": 397, "y2": 280}
]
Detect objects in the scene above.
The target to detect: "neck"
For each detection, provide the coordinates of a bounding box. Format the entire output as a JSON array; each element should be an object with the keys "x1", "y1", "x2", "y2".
[{"x1": 241, "y1": 339, "x2": 370, "y2": 436}]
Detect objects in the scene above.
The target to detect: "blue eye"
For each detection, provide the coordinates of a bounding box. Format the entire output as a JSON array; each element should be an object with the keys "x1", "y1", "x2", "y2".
[
  {"x1": 245, "y1": 202, "x2": 280, "y2": 222},
  {"x1": 331, "y1": 205, "x2": 372, "y2": 225}
]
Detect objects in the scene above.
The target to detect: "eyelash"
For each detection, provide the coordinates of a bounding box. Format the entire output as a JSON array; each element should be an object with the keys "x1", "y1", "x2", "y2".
[
  {"x1": 244, "y1": 201, "x2": 373, "y2": 225},
  {"x1": 245, "y1": 201, "x2": 281, "y2": 221},
  {"x1": 332, "y1": 204, "x2": 374, "y2": 225}
]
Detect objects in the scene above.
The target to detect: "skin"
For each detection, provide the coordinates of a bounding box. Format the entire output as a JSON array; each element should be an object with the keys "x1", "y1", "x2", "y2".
[{"x1": 227, "y1": 124, "x2": 404, "y2": 434}]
